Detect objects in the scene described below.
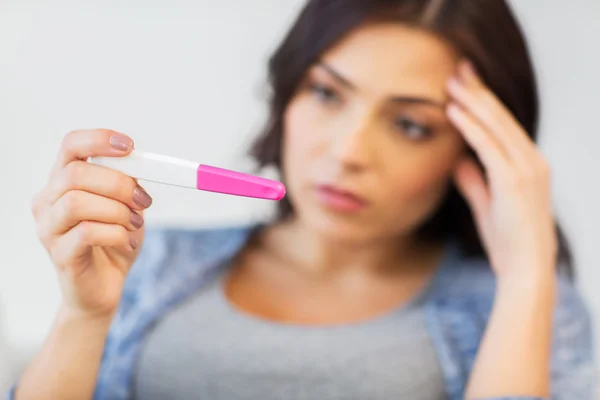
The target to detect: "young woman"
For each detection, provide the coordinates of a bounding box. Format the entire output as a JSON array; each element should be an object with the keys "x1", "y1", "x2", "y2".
[{"x1": 12, "y1": 0, "x2": 596, "y2": 399}]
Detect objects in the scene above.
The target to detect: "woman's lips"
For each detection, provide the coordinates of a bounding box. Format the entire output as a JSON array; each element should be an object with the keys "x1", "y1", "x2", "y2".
[{"x1": 314, "y1": 184, "x2": 367, "y2": 212}]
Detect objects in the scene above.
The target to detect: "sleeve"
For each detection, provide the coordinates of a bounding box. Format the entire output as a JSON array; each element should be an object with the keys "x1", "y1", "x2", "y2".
[
  {"x1": 4, "y1": 229, "x2": 170, "y2": 400},
  {"x1": 4, "y1": 387, "x2": 15, "y2": 400},
  {"x1": 468, "y1": 274, "x2": 597, "y2": 400},
  {"x1": 547, "y1": 275, "x2": 598, "y2": 399},
  {"x1": 93, "y1": 228, "x2": 169, "y2": 400}
]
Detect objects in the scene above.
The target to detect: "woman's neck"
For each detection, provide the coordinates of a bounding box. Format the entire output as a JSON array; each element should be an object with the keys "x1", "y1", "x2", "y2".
[{"x1": 259, "y1": 217, "x2": 441, "y2": 280}]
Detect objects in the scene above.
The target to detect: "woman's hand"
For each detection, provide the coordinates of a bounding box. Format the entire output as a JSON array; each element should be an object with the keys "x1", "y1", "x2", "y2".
[
  {"x1": 31, "y1": 129, "x2": 152, "y2": 319},
  {"x1": 447, "y1": 60, "x2": 558, "y2": 398},
  {"x1": 446, "y1": 60, "x2": 557, "y2": 283},
  {"x1": 17, "y1": 129, "x2": 152, "y2": 400}
]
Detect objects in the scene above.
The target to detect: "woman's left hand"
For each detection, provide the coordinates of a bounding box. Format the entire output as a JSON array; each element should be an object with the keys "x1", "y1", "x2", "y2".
[{"x1": 446, "y1": 60, "x2": 557, "y2": 284}]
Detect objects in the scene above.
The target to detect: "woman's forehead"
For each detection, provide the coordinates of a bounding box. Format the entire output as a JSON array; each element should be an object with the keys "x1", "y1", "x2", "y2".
[{"x1": 318, "y1": 23, "x2": 458, "y2": 103}]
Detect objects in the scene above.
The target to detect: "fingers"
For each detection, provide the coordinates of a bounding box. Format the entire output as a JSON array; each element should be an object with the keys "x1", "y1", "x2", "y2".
[
  {"x1": 32, "y1": 129, "x2": 153, "y2": 260},
  {"x1": 56, "y1": 190, "x2": 143, "y2": 234},
  {"x1": 446, "y1": 103, "x2": 508, "y2": 175},
  {"x1": 43, "y1": 160, "x2": 152, "y2": 212},
  {"x1": 37, "y1": 190, "x2": 143, "y2": 247},
  {"x1": 447, "y1": 61, "x2": 537, "y2": 166},
  {"x1": 454, "y1": 157, "x2": 490, "y2": 224},
  {"x1": 51, "y1": 129, "x2": 134, "y2": 179},
  {"x1": 446, "y1": 60, "x2": 551, "y2": 185},
  {"x1": 50, "y1": 221, "x2": 134, "y2": 270}
]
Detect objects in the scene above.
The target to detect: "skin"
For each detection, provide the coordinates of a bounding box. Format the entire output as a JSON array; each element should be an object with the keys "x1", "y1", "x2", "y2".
[
  {"x1": 17, "y1": 23, "x2": 556, "y2": 400},
  {"x1": 281, "y1": 24, "x2": 464, "y2": 244},
  {"x1": 226, "y1": 24, "x2": 463, "y2": 325}
]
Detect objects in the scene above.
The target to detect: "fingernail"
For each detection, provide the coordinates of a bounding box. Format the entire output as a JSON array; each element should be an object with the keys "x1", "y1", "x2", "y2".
[
  {"x1": 130, "y1": 211, "x2": 144, "y2": 229},
  {"x1": 133, "y1": 186, "x2": 153, "y2": 208},
  {"x1": 109, "y1": 133, "x2": 133, "y2": 151},
  {"x1": 129, "y1": 236, "x2": 138, "y2": 250}
]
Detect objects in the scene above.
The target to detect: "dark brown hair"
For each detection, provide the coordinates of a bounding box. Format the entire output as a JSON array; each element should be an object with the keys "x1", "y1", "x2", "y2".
[{"x1": 249, "y1": 0, "x2": 574, "y2": 278}]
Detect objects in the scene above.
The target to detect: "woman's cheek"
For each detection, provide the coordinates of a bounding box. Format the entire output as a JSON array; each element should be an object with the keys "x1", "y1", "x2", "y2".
[
  {"x1": 381, "y1": 152, "x2": 457, "y2": 223},
  {"x1": 281, "y1": 97, "x2": 324, "y2": 203},
  {"x1": 393, "y1": 135, "x2": 464, "y2": 199}
]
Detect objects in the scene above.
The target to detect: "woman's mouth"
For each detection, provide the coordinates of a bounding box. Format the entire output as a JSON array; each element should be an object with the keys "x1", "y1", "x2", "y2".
[{"x1": 314, "y1": 184, "x2": 367, "y2": 212}]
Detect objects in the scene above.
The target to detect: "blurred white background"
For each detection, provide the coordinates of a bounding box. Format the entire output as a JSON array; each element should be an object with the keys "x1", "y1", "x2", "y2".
[{"x1": 0, "y1": 0, "x2": 599, "y2": 394}]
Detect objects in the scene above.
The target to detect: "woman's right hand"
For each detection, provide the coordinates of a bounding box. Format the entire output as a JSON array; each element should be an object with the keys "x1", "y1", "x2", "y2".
[{"x1": 31, "y1": 129, "x2": 153, "y2": 319}]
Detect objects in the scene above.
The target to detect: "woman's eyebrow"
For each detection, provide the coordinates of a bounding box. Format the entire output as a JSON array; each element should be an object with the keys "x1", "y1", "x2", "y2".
[
  {"x1": 389, "y1": 96, "x2": 446, "y2": 108},
  {"x1": 316, "y1": 61, "x2": 357, "y2": 89},
  {"x1": 316, "y1": 61, "x2": 446, "y2": 108}
]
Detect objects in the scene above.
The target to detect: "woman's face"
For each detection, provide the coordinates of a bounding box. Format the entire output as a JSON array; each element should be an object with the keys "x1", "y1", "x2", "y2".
[{"x1": 282, "y1": 23, "x2": 465, "y2": 242}]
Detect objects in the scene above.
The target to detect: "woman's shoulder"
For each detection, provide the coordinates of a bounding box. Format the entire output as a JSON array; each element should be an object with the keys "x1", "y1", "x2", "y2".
[
  {"x1": 437, "y1": 253, "x2": 593, "y2": 326},
  {"x1": 139, "y1": 222, "x2": 257, "y2": 265},
  {"x1": 119, "y1": 222, "x2": 259, "y2": 308},
  {"x1": 433, "y1": 250, "x2": 594, "y2": 352},
  {"x1": 431, "y1": 253, "x2": 596, "y2": 395},
  {"x1": 141, "y1": 222, "x2": 257, "y2": 251},
  {"x1": 444, "y1": 255, "x2": 594, "y2": 363},
  {"x1": 95, "y1": 222, "x2": 261, "y2": 399}
]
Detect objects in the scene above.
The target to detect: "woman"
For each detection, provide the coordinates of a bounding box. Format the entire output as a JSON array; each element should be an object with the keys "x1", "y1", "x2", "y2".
[{"x1": 10, "y1": 0, "x2": 596, "y2": 399}]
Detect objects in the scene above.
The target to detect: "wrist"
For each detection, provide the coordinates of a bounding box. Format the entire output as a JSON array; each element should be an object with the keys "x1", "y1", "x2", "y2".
[
  {"x1": 57, "y1": 302, "x2": 116, "y2": 328},
  {"x1": 496, "y1": 270, "x2": 557, "y2": 313},
  {"x1": 496, "y1": 255, "x2": 556, "y2": 290},
  {"x1": 497, "y1": 269, "x2": 556, "y2": 292}
]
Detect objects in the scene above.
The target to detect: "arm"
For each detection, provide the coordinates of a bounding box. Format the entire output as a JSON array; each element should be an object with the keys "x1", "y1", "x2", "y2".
[
  {"x1": 547, "y1": 276, "x2": 596, "y2": 398},
  {"x1": 467, "y1": 273, "x2": 596, "y2": 400},
  {"x1": 7, "y1": 129, "x2": 152, "y2": 400},
  {"x1": 12, "y1": 306, "x2": 114, "y2": 400},
  {"x1": 446, "y1": 60, "x2": 596, "y2": 399},
  {"x1": 466, "y1": 273, "x2": 556, "y2": 399}
]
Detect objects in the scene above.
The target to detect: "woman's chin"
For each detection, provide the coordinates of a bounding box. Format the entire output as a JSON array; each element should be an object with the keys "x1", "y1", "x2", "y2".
[{"x1": 301, "y1": 210, "x2": 379, "y2": 244}]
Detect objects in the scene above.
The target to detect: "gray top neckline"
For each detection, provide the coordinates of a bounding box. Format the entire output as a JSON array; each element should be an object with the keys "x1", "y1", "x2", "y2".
[{"x1": 206, "y1": 240, "x2": 455, "y2": 331}]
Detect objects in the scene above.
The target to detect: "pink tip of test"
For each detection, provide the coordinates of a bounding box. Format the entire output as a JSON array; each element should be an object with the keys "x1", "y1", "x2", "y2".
[
  {"x1": 196, "y1": 164, "x2": 286, "y2": 200},
  {"x1": 88, "y1": 149, "x2": 286, "y2": 201}
]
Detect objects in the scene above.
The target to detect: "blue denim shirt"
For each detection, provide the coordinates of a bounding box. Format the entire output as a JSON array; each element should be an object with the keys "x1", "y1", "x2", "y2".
[{"x1": 7, "y1": 224, "x2": 597, "y2": 399}]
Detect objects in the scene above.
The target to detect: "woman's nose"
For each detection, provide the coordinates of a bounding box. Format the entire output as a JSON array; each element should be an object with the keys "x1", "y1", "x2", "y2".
[{"x1": 330, "y1": 116, "x2": 375, "y2": 170}]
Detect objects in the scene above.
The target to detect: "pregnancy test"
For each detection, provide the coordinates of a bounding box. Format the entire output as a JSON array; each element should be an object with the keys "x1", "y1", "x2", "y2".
[{"x1": 89, "y1": 149, "x2": 286, "y2": 200}]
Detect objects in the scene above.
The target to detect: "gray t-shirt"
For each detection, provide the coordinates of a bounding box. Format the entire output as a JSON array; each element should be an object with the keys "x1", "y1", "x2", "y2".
[{"x1": 133, "y1": 266, "x2": 447, "y2": 400}]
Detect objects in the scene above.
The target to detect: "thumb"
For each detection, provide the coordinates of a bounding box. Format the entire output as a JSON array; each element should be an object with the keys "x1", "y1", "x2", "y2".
[{"x1": 454, "y1": 157, "x2": 490, "y2": 224}]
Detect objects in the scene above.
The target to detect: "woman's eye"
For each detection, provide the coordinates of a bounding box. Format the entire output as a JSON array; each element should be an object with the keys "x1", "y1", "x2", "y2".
[
  {"x1": 309, "y1": 83, "x2": 339, "y2": 103},
  {"x1": 394, "y1": 117, "x2": 432, "y2": 140}
]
